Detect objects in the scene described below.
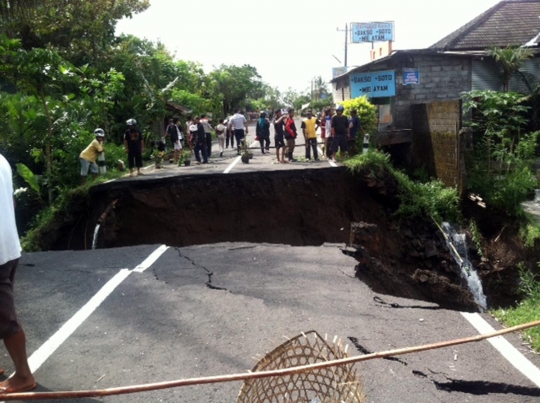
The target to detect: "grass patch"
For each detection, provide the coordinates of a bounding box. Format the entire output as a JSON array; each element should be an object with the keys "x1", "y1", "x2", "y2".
[
  {"x1": 520, "y1": 220, "x2": 540, "y2": 248},
  {"x1": 492, "y1": 265, "x2": 540, "y2": 352},
  {"x1": 345, "y1": 150, "x2": 460, "y2": 223}
]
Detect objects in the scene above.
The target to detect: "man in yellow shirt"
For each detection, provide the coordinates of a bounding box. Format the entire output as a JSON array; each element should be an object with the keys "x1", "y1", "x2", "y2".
[
  {"x1": 301, "y1": 109, "x2": 320, "y2": 161},
  {"x1": 79, "y1": 128, "x2": 105, "y2": 185}
]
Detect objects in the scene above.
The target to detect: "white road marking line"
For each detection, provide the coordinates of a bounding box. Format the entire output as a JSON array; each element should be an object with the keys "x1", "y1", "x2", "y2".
[
  {"x1": 133, "y1": 244, "x2": 169, "y2": 273},
  {"x1": 27, "y1": 268, "x2": 131, "y2": 373},
  {"x1": 461, "y1": 312, "x2": 540, "y2": 387},
  {"x1": 9, "y1": 245, "x2": 170, "y2": 382},
  {"x1": 223, "y1": 141, "x2": 258, "y2": 174},
  {"x1": 224, "y1": 156, "x2": 241, "y2": 174},
  {"x1": 317, "y1": 147, "x2": 338, "y2": 168}
]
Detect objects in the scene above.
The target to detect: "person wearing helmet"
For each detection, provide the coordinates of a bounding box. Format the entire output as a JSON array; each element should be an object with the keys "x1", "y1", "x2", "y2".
[
  {"x1": 79, "y1": 128, "x2": 105, "y2": 185},
  {"x1": 256, "y1": 112, "x2": 271, "y2": 154},
  {"x1": 124, "y1": 119, "x2": 145, "y2": 177},
  {"x1": 331, "y1": 105, "x2": 349, "y2": 162}
]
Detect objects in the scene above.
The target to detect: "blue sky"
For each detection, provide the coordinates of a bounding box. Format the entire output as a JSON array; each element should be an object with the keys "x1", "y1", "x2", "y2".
[{"x1": 116, "y1": 0, "x2": 501, "y2": 93}]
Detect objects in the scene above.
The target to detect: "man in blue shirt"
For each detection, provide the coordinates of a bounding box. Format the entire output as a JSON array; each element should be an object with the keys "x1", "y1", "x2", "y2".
[{"x1": 348, "y1": 109, "x2": 366, "y2": 156}]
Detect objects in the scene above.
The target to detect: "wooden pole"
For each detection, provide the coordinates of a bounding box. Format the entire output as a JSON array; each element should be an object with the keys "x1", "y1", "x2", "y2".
[{"x1": 2, "y1": 320, "x2": 539, "y2": 401}]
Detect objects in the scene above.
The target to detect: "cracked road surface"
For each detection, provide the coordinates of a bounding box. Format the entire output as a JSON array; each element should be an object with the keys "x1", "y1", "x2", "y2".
[{"x1": 4, "y1": 243, "x2": 540, "y2": 402}]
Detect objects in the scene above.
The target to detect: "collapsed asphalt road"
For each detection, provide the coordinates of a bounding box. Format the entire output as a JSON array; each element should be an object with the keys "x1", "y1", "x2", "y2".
[{"x1": 3, "y1": 243, "x2": 539, "y2": 403}]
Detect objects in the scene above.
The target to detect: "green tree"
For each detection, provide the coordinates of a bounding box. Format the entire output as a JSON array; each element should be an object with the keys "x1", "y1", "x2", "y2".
[
  {"x1": 488, "y1": 46, "x2": 534, "y2": 92},
  {"x1": 209, "y1": 64, "x2": 263, "y2": 115}
]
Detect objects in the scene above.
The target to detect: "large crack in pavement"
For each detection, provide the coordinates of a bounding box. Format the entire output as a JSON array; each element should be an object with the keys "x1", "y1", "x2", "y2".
[
  {"x1": 413, "y1": 369, "x2": 540, "y2": 396},
  {"x1": 347, "y1": 336, "x2": 408, "y2": 366},
  {"x1": 175, "y1": 248, "x2": 229, "y2": 291},
  {"x1": 433, "y1": 379, "x2": 540, "y2": 396}
]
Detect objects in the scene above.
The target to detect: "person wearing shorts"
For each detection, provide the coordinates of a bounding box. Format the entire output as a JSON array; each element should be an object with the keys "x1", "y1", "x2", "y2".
[
  {"x1": 166, "y1": 117, "x2": 183, "y2": 164},
  {"x1": 331, "y1": 105, "x2": 349, "y2": 162},
  {"x1": 79, "y1": 128, "x2": 105, "y2": 185},
  {"x1": 273, "y1": 109, "x2": 287, "y2": 163},
  {"x1": 0, "y1": 153, "x2": 36, "y2": 394}
]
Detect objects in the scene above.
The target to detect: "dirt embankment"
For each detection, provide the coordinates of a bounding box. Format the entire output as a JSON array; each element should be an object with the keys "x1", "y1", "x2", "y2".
[{"x1": 37, "y1": 167, "x2": 538, "y2": 312}]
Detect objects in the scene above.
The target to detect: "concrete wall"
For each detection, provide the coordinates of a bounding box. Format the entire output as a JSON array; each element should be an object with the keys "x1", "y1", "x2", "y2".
[
  {"x1": 392, "y1": 54, "x2": 471, "y2": 130},
  {"x1": 412, "y1": 100, "x2": 465, "y2": 191}
]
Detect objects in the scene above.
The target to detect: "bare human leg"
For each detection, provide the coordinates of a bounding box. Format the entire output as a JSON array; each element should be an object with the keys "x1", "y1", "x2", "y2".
[{"x1": 0, "y1": 329, "x2": 36, "y2": 393}]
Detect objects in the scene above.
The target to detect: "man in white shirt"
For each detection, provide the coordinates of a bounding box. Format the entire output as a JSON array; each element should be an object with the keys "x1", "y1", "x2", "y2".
[
  {"x1": 0, "y1": 154, "x2": 35, "y2": 394},
  {"x1": 228, "y1": 109, "x2": 249, "y2": 154}
]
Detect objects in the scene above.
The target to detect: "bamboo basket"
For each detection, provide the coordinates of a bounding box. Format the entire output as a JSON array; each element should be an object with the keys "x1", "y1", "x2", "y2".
[{"x1": 236, "y1": 331, "x2": 365, "y2": 403}]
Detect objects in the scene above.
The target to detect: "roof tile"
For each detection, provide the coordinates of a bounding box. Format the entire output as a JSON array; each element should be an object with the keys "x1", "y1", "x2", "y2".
[{"x1": 431, "y1": 0, "x2": 540, "y2": 50}]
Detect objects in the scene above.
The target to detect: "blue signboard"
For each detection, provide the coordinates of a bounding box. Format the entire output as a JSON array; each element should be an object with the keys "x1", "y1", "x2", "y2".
[
  {"x1": 351, "y1": 22, "x2": 395, "y2": 43},
  {"x1": 332, "y1": 67, "x2": 348, "y2": 78},
  {"x1": 403, "y1": 68, "x2": 420, "y2": 85},
  {"x1": 350, "y1": 70, "x2": 396, "y2": 98}
]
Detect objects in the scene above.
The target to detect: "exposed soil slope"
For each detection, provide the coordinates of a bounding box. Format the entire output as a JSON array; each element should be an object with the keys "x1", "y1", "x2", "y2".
[{"x1": 35, "y1": 167, "x2": 537, "y2": 312}]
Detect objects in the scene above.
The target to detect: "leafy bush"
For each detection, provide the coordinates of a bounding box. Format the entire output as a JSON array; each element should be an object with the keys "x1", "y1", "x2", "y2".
[
  {"x1": 520, "y1": 222, "x2": 540, "y2": 248},
  {"x1": 463, "y1": 89, "x2": 539, "y2": 216},
  {"x1": 339, "y1": 96, "x2": 377, "y2": 135},
  {"x1": 345, "y1": 150, "x2": 460, "y2": 222},
  {"x1": 493, "y1": 264, "x2": 540, "y2": 352}
]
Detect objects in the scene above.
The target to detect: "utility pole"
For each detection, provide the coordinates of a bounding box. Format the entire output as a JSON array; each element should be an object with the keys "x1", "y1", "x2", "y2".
[{"x1": 336, "y1": 24, "x2": 348, "y2": 67}]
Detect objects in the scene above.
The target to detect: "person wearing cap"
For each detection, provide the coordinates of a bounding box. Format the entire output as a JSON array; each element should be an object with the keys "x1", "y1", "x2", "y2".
[
  {"x1": 301, "y1": 109, "x2": 320, "y2": 161},
  {"x1": 79, "y1": 128, "x2": 105, "y2": 185},
  {"x1": 284, "y1": 108, "x2": 298, "y2": 162},
  {"x1": 330, "y1": 105, "x2": 349, "y2": 162},
  {"x1": 256, "y1": 112, "x2": 271, "y2": 154},
  {"x1": 124, "y1": 118, "x2": 145, "y2": 177}
]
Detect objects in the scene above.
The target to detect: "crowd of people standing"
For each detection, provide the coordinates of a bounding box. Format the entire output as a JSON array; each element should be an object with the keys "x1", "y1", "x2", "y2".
[{"x1": 78, "y1": 105, "x2": 367, "y2": 183}]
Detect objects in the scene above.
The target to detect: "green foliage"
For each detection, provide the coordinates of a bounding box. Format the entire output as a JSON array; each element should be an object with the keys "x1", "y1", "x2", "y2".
[
  {"x1": 487, "y1": 46, "x2": 534, "y2": 91},
  {"x1": 209, "y1": 64, "x2": 264, "y2": 115},
  {"x1": 15, "y1": 163, "x2": 40, "y2": 194},
  {"x1": 469, "y1": 219, "x2": 484, "y2": 257},
  {"x1": 493, "y1": 264, "x2": 540, "y2": 352},
  {"x1": 177, "y1": 150, "x2": 192, "y2": 166},
  {"x1": 345, "y1": 150, "x2": 460, "y2": 222},
  {"x1": 339, "y1": 96, "x2": 377, "y2": 135},
  {"x1": 21, "y1": 184, "x2": 91, "y2": 251},
  {"x1": 463, "y1": 90, "x2": 538, "y2": 216},
  {"x1": 520, "y1": 222, "x2": 540, "y2": 248}
]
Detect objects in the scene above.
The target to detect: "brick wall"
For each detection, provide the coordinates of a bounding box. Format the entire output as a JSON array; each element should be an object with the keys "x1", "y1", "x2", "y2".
[
  {"x1": 392, "y1": 54, "x2": 471, "y2": 129},
  {"x1": 412, "y1": 100, "x2": 464, "y2": 191}
]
